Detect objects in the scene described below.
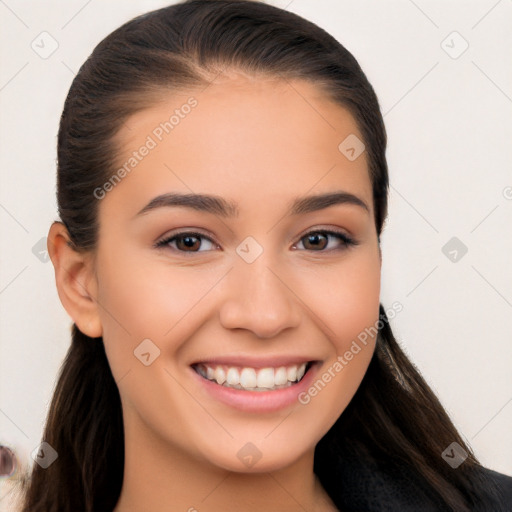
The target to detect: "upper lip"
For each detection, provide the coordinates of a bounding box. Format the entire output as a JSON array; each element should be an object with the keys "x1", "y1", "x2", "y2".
[{"x1": 190, "y1": 355, "x2": 319, "y2": 369}]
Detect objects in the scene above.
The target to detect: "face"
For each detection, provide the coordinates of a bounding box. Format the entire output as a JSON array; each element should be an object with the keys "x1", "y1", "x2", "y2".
[{"x1": 89, "y1": 74, "x2": 381, "y2": 473}]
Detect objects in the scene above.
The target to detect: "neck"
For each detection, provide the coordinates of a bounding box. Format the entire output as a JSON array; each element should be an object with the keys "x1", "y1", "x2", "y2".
[{"x1": 113, "y1": 416, "x2": 337, "y2": 512}]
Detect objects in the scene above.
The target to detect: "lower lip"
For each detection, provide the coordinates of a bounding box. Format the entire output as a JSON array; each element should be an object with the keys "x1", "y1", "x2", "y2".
[{"x1": 190, "y1": 363, "x2": 319, "y2": 413}]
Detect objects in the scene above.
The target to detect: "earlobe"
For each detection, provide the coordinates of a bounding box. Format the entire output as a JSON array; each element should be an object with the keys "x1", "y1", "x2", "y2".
[{"x1": 47, "y1": 221, "x2": 103, "y2": 338}]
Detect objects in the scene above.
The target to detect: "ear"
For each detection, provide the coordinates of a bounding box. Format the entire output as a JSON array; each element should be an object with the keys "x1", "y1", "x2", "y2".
[{"x1": 47, "y1": 221, "x2": 103, "y2": 338}]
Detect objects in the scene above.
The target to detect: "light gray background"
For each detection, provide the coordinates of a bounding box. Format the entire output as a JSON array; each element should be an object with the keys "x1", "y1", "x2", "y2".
[{"x1": 1, "y1": 0, "x2": 511, "y2": 497}]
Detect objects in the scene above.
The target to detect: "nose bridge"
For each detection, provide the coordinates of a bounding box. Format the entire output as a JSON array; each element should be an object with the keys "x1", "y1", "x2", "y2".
[{"x1": 218, "y1": 247, "x2": 301, "y2": 338}]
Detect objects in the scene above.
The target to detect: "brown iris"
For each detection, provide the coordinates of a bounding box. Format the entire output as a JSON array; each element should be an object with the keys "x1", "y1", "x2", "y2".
[
  {"x1": 302, "y1": 232, "x2": 328, "y2": 250},
  {"x1": 176, "y1": 234, "x2": 202, "y2": 251}
]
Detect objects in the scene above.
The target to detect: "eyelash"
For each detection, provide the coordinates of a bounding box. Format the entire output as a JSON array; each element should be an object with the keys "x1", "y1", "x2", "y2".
[{"x1": 154, "y1": 228, "x2": 358, "y2": 254}]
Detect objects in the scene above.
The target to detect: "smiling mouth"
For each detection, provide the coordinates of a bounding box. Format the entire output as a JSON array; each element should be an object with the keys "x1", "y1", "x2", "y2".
[{"x1": 192, "y1": 361, "x2": 314, "y2": 391}]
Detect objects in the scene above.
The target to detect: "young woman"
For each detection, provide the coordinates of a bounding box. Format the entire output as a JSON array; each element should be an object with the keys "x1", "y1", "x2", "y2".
[{"x1": 18, "y1": 0, "x2": 512, "y2": 510}]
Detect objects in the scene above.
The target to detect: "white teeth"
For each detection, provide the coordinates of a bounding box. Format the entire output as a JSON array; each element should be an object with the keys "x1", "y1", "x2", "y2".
[
  {"x1": 214, "y1": 367, "x2": 226, "y2": 385},
  {"x1": 287, "y1": 366, "x2": 297, "y2": 382},
  {"x1": 196, "y1": 362, "x2": 311, "y2": 390},
  {"x1": 240, "y1": 368, "x2": 257, "y2": 388},
  {"x1": 226, "y1": 367, "x2": 240, "y2": 386},
  {"x1": 274, "y1": 366, "x2": 288, "y2": 386},
  {"x1": 256, "y1": 368, "x2": 275, "y2": 389}
]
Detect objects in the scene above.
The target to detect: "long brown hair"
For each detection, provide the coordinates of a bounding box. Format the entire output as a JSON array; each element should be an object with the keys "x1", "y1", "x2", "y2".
[{"x1": 19, "y1": 1, "x2": 505, "y2": 510}]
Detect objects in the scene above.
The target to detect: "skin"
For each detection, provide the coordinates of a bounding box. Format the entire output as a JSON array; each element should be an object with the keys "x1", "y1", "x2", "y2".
[{"x1": 48, "y1": 73, "x2": 382, "y2": 512}]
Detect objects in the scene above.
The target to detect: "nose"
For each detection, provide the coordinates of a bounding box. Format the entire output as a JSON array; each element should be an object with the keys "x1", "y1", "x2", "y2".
[{"x1": 218, "y1": 257, "x2": 302, "y2": 339}]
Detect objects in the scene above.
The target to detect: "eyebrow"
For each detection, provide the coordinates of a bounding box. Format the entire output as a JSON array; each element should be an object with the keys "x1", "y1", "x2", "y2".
[{"x1": 135, "y1": 191, "x2": 369, "y2": 218}]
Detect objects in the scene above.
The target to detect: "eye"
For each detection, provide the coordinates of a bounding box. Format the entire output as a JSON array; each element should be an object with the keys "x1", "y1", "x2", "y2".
[
  {"x1": 292, "y1": 229, "x2": 356, "y2": 252},
  {"x1": 155, "y1": 231, "x2": 218, "y2": 253},
  {"x1": 154, "y1": 228, "x2": 357, "y2": 254}
]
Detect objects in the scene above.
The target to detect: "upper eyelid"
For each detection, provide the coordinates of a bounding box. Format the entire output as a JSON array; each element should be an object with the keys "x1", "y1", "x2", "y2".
[
  {"x1": 155, "y1": 229, "x2": 219, "y2": 247},
  {"x1": 294, "y1": 225, "x2": 352, "y2": 241}
]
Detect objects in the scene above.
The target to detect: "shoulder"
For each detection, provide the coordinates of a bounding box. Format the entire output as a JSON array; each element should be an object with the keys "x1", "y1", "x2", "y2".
[
  {"x1": 479, "y1": 466, "x2": 512, "y2": 508},
  {"x1": 320, "y1": 457, "x2": 512, "y2": 511},
  {"x1": 320, "y1": 455, "x2": 448, "y2": 511}
]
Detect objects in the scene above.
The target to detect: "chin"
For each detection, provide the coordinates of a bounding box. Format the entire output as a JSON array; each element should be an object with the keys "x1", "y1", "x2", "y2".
[{"x1": 191, "y1": 427, "x2": 319, "y2": 474}]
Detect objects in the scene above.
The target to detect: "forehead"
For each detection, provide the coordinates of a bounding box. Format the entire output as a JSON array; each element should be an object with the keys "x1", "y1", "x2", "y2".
[{"x1": 106, "y1": 76, "x2": 373, "y2": 218}]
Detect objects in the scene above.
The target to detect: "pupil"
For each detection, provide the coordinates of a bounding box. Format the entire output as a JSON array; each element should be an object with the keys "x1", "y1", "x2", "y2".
[
  {"x1": 181, "y1": 236, "x2": 199, "y2": 250},
  {"x1": 307, "y1": 233, "x2": 326, "y2": 250}
]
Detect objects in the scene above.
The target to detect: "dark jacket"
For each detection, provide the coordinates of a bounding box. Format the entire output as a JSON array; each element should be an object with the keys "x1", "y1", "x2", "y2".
[{"x1": 321, "y1": 457, "x2": 512, "y2": 511}]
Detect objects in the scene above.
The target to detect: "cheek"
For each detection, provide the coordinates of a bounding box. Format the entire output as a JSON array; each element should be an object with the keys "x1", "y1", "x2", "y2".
[
  {"x1": 336, "y1": 255, "x2": 381, "y2": 347},
  {"x1": 294, "y1": 249, "x2": 380, "y2": 413},
  {"x1": 94, "y1": 250, "x2": 221, "y2": 381},
  {"x1": 299, "y1": 248, "x2": 381, "y2": 346},
  {"x1": 94, "y1": 255, "x2": 224, "y2": 446}
]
